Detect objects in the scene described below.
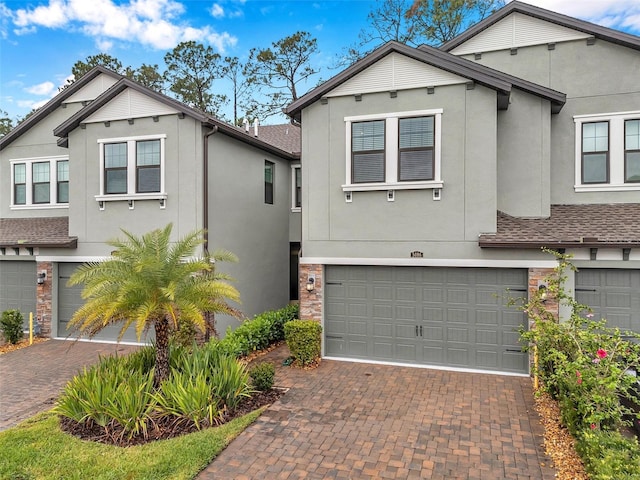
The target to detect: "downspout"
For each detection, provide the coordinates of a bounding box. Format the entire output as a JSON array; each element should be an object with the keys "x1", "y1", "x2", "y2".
[{"x1": 203, "y1": 124, "x2": 218, "y2": 253}]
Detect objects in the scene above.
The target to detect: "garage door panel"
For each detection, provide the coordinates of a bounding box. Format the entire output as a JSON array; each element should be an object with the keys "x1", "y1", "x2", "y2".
[
  {"x1": 348, "y1": 303, "x2": 367, "y2": 317},
  {"x1": 0, "y1": 261, "x2": 37, "y2": 328},
  {"x1": 324, "y1": 266, "x2": 528, "y2": 373},
  {"x1": 348, "y1": 320, "x2": 367, "y2": 335},
  {"x1": 605, "y1": 292, "x2": 631, "y2": 308},
  {"x1": 325, "y1": 337, "x2": 344, "y2": 355},
  {"x1": 347, "y1": 285, "x2": 367, "y2": 298}
]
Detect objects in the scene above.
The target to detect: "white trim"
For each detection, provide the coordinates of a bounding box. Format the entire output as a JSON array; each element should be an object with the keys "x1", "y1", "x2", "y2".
[
  {"x1": 37, "y1": 255, "x2": 110, "y2": 262},
  {"x1": 9, "y1": 156, "x2": 70, "y2": 208},
  {"x1": 53, "y1": 336, "x2": 149, "y2": 346},
  {"x1": 300, "y1": 256, "x2": 558, "y2": 268},
  {"x1": 97, "y1": 133, "x2": 167, "y2": 143},
  {"x1": 574, "y1": 111, "x2": 640, "y2": 190},
  {"x1": 290, "y1": 163, "x2": 301, "y2": 212},
  {"x1": 11, "y1": 204, "x2": 69, "y2": 210},
  {"x1": 344, "y1": 109, "x2": 443, "y2": 192},
  {"x1": 322, "y1": 356, "x2": 529, "y2": 377},
  {"x1": 95, "y1": 193, "x2": 167, "y2": 202}
]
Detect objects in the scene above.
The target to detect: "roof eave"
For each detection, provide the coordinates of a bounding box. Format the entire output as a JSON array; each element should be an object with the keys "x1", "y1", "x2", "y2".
[
  {"x1": 479, "y1": 240, "x2": 640, "y2": 249},
  {"x1": 0, "y1": 238, "x2": 78, "y2": 249}
]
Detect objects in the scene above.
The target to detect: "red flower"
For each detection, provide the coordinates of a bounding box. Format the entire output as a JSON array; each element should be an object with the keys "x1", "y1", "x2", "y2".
[
  {"x1": 577, "y1": 378, "x2": 582, "y2": 385},
  {"x1": 596, "y1": 349, "x2": 607, "y2": 359},
  {"x1": 576, "y1": 370, "x2": 581, "y2": 377},
  {"x1": 590, "y1": 423, "x2": 597, "y2": 430}
]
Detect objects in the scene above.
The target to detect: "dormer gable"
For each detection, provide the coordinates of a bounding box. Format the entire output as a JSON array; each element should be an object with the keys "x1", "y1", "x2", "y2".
[
  {"x1": 84, "y1": 88, "x2": 179, "y2": 123},
  {"x1": 64, "y1": 73, "x2": 119, "y2": 106}
]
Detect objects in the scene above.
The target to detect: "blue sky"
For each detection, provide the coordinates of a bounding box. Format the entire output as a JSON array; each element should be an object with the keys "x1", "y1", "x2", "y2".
[{"x1": 1, "y1": 0, "x2": 639, "y2": 124}]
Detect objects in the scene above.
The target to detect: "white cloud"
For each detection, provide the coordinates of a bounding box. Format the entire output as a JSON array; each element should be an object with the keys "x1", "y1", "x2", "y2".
[
  {"x1": 8, "y1": 0, "x2": 237, "y2": 52},
  {"x1": 0, "y1": 2, "x2": 13, "y2": 39},
  {"x1": 25, "y1": 81, "x2": 55, "y2": 95},
  {"x1": 211, "y1": 4, "x2": 224, "y2": 19}
]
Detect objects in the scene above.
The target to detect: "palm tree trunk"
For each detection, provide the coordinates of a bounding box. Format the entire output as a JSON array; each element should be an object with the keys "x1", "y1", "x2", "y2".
[{"x1": 154, "y1": 317, "x2": 171, "y2": 387}]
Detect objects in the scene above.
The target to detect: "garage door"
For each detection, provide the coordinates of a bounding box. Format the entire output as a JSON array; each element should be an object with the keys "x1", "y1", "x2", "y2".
[
  {"x1": 325, "y1": 266, "x2": 529, "y2": 374},
  {"x1": 58, "y1": 263, "x2": 152, "y2": 343},
  {"x1": 575, "y1": 269, "x2": 640, "y2": 334},
  {"x1": 0, "y1": 260, "x2": 36, "y2": 329}
]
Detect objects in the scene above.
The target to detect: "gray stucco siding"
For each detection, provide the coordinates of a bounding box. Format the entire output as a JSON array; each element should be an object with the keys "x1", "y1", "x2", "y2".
[
  {"x1": 208, "y1": 133, "x2": 291, "y2": 334},
  {"x1": 302, "y1": 84, "x2": 499, "y2": 261}
]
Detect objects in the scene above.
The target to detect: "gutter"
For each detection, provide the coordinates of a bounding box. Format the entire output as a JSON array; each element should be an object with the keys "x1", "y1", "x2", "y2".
[{"x1": 203, "y1": 125, "x2": 218, "y2": 253}]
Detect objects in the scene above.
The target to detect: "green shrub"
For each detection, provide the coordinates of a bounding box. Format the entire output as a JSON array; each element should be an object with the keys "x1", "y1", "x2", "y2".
[
  {"x1": 209, "y1": 353, "x2": 252, "y2": 411},
  {"x1": 576, "y1": 430, "x2": 640, "y2": 479},
  {"x1": 284, "y1": 320, "x2": 322, "y2": 367},
  {"x1": 249, "y1": 362, "x2": 275, "y2": 391},
  {"x1": 1, "y1": 309, "x2": 24, "y2": 344}
]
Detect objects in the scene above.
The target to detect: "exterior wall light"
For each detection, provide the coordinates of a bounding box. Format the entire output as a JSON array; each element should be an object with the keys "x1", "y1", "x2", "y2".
[
  {"x1": 538, "y1": 283, "x2": 548, "y2": 302},
  {"x1": 37, "y1": 271, "x2": 47, "y2": 285},
  {"x1": 306, "y1": 276, "x2": 315, "y2": 292}
]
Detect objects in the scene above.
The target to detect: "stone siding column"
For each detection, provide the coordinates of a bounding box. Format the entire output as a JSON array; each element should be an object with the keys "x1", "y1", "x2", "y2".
[
  {"x1": 36, "y1": 261, "x2": 53, "y2": 337},
  {"x1": 299, "y1": 264, "x2": 322, "y2": 322},
  {"x1": 528, "y1": 267, "x2": 559, "y2": 320}
]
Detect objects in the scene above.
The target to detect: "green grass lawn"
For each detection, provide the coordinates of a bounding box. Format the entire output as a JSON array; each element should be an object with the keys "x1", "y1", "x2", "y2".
[{"x1": 0, "y1": 409, "x2": 263, "y2": 480}]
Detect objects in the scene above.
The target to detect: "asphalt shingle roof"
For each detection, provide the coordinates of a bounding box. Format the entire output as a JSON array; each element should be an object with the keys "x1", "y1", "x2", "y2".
[
  {"x1": 0, "y1": 217, "x2": 77, "y2": 249},
  {"x1": 479, "y1": 204, "x2": 640, "y2": 248}
]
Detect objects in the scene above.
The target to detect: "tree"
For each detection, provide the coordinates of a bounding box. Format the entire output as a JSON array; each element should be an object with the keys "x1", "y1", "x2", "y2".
[
  {"x1": 0, "y1": 110, "x2": 14, "y2": 136},
  {"x1": 68, "y1": 224, "x2": 241, "y2": 386},
  {"x1": 164, "y1": 41, "x2": 227, "y2": 116},
  {"x1": 406, "y1": 0, "x2": 504, "y2": 46},
  {"x1": 339, "y1": 0, "x2": 503, "y2": 66},
  {"x1": 244, "y1": 31, "x2": 319, "y2": 121},
  {"x1": 69, "y1": 53, "x2": 127, "y2": 83},
  {"x1": 222, "y1": 56, "x2": 255, "y2": 125},
  {"x1": 128, "y1": 64, "x2": 166, "y2": 93}
]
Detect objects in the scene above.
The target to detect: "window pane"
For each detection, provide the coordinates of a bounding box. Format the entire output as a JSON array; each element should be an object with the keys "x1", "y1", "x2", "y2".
[
  {"x1": 137, "y1": 140, "x2": 160, "y2": 166},
  {"x1": 106, "y1": 169, "x2": 127, "y2": 194},
  {"x1": 626, "y1": 152, "x2": 640, "y2": 182},
  {"x1": 105, "y1": 143, "x2": 127, "y2": 168},
  {"x1": 399, "y1": 150, "x2": 434, "y2": 181},
  {"x1": 582, "y1": 122, "x2": 608, "y2": 153},
  {"x1": 32, "y1": 162, "x2": 50, "y2": 182},
  {"x1": 626, "y1": 120, "x2": 640, "y2": 151},
  {"x1": 353, "y1": 152, "x2": 385, "y2": 183},
  {"x1": 14, "y1": 163, "x2": 26, "y2": 183},
  {"x1": 352, "y1": 121, "x2": 385, "y2": 151},
  {"x1": 265, "y1": 161, "x2": 274, "y2": 204},
  {"x1": 57, "y1": 161, "x2": 69, "y2": 181},
  {"x1": 58, "y1": 182, "x2": 69, "y2": 203},
  {"x1": 15, "y1": 185, "x2": 26, "y2": 205},
  {"x1": 399, "y1": 117, "x2": 434, "y2": 148},
  {"x1": 295, "y1": 167, "x2": 301, "y2": 208},
  {"x1": 137, "y1": 166, "x2": 160, "y2": 192},
  {"x1": 583, "y1": 153, "x2": 608, "y2": 183},
  {"x1": 33, "y1": 183, "x2": 50, "y2": 203}
]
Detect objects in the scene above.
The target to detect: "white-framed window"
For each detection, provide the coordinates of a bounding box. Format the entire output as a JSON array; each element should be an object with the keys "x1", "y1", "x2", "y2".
[
  {"x1": 264, "y1": 160, "x2": 275, "y2": 205},
  {"x1": 291, "y1": 164, "x2": 301, "y2": 211},
  {"x1": 574, "y1": 111, "x2": 640, "y2": 192},
  {"x1": 343, "y1": 109, "x2": 443, "y2": 192},
  {"x1": 10, "y1": 156, "x2": 69, "y2": 209},
  {"x1": 96, "y1": 134, "x2": 166, "y2": 202}
]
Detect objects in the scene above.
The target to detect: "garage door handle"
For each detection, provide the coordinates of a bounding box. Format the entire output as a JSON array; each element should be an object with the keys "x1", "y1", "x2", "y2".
[
  {"x1": 509, "y1": 288, "x2": 528, "y2": 292},
  {"x1": 415, "y1": 326, "x2": 423, "y2": 337},
  {"x1": 505, "y1": 348, "x2": 523, "y2": 353},
  {"x1": 326, "y1": 335, "x2": 343, "y2": 339},
  {"x1": 326, "y1": 282, "x2": 343, "y2": 285},
  {"x1": 575, "y1": 288, "x2": 597, "y2": 292}
]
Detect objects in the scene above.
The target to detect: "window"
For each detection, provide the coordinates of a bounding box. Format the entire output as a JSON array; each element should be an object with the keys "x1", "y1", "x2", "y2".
[
  {"x1": 581, "y1": 122, "x2": 609, "y2": 184},
  {"x1": 97, "y1": 134, "x2": 166, "y2": 201},
  {"x1": 574, "y1": 112, "x2": 640, "y2": 192},
  {"x1": 352, "y1": 120, "x2": 385, "y2": 183},
  {"x1": 265, "y1": 160, "x2": 274, "y2": 204},
  {"x1": 399, "y1": 116, "x2": 434, "y2": 181},
  {"x1": 10, "y1": 156, "x2": 69, "y2": 208},
  {"x1": 291, "y1": 165, "x2": 301, "y2": 211},
  {"x1": 344, "y1": 109, "x2": 443, "y2": 192},
  {"x1": 625, "y1": 119, "x2": 640, "y2": 182}
]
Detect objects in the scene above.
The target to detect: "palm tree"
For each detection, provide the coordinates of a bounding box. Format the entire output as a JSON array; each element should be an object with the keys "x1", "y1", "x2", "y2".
[{"x1": 68, "y1": 224, "x2": 240, "y2": 385}]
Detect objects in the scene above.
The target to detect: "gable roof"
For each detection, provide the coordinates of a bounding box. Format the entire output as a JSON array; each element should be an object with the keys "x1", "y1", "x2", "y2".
[
  {"x1": 0, "y1": 217, "x2": 77, "y2": 249},
  {"x1": 54, "y1": 77, "x2": 300, "y2": 161},
  {"x1": 285, "y1": 41, "x2": 565, "y2": 121},
  {"x1": 0, "y1": 66, "x2": 123, "y2": 151},
  {"x1": 442, "y1": 1, "x2": 640, "y2": 53},
  {"x1": 479, "y1": 204, "x2": 640, "y2": 249}
]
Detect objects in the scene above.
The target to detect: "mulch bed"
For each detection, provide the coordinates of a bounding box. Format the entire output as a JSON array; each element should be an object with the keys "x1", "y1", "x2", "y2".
[
  {"x1": 59, "y1": 387, "x2": 286, "y2": 447},
  {"x1": 0, "y1": 337, "x2": 48, "y2": 355}
]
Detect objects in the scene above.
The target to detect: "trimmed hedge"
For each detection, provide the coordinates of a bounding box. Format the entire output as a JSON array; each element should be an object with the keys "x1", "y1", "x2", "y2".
[
  {"x1": 284, "y1": 320, "x2": 322, "y2": 367},
  {"x1": 216, "y1": 304, "x2": 299, "y2": 358},
  {"x1": 1, "y1": 310, "x2": 24, "y2": 344},
  {"x1": 249, "y1": 362, "x2": 275, "y2": 391},
  {"x1": 576, "y1": 430, "x2": 640, "y2": 479}
]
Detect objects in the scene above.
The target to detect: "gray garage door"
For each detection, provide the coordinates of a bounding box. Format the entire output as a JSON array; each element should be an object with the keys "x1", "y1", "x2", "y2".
[
  {"x1": 58, "y1": 263, "x2": 152, "y2": 343},
  {"x1": 325, "y1": 266, "x2": 529, "y2": 374},
  {"x1": 0, "y1": 260, "x2": 37, "y2": 329},
  {"x1": 575, "y1": 269, "x2": 640, "y2": 334}
]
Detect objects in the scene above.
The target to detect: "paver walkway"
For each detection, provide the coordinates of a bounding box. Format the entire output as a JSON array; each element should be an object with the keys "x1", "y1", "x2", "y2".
[
  {"x1": 199, "y1": 346, "x2": 556, "y2": 480},
  {"x1": 0, "y1": 340, "x2": 138, "y2": 431}
]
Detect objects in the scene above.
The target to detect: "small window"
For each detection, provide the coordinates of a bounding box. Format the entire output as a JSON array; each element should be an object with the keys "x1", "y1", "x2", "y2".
[
  {"x1": 57, "y1": 160, "x2": 69, "y2": 203},
  {"x1": 352, "y1": 120, "x2": 385, "y2": 183},
  {"x1": 294, "y1": 166, "x2": 302, "y2": 208},
  {"x1": 14, "y1": 163, "x2": 26, "y2": 205},
  {"x1": 265, "y1": 160, "x2": 274, "y2": 204},
  {"x1": 399, "y1": 116, "x2": 434, "y2": 181},
  {"x1": 32, "y1": 162, "x2": 50, "y2": 204},
  {"x1": 582, "y1": 121, "x2": 609, "y2": 184},
  {"x1": 625, "y1": 119, "x2": 640, "y2": 182},
  {"x1": 104, "y1": 143, "x2": 128, "y2": 194},
  {"x1": 136, "y1": 139, "x2": 161, "y2": 193}
]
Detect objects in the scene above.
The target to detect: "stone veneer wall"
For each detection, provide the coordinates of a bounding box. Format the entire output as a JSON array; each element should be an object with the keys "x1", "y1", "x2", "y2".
[
  {"x1": 299, "y1": 264, "x2": 322, "y2": 322},
  {"x1": 36, "y1": 261, "x2": 53, "y2": 337},
  {"x1": 528, "y1": 267, "x2": 559, "y2": 319}
]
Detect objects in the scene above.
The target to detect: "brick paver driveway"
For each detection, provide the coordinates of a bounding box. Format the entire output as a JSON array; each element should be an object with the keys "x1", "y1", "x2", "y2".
[
  {"x1": 200, "y1": 346, "x2": 556, "y2": 480},
  {"x1": 0, "y1": 340, "x2": 138, "y2": 431}
]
